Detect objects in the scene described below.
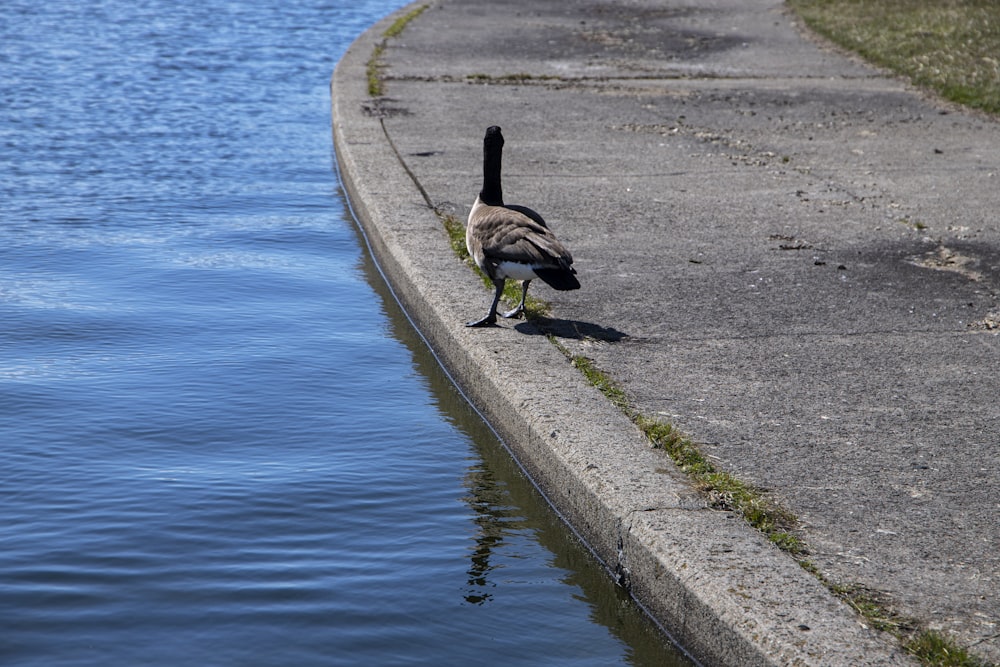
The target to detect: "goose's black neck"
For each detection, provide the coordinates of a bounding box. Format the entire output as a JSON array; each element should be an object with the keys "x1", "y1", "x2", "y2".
[{"x1": 479, "y1": 126, "x2": 504, "y2": 206}]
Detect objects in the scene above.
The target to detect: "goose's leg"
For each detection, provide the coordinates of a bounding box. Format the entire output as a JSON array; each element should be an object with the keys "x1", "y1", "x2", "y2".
[
  {"x1": 466, "y1": 278, "x2": 505, "y2": 327},
  {"x1": 502, "y1": 280, "x2": 530, "y2": 319}
]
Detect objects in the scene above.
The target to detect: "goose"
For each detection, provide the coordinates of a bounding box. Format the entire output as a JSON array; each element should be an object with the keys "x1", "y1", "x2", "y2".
[{"x1": 465, "y1": 126, "x2": 580, "y2": 327}]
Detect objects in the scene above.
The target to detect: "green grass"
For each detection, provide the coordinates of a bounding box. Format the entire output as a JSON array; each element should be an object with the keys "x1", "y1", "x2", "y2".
[
  {"x1": 367, "y1": 43, "x2": 386, "y2": 97},
  {"x1": 383, "y1": 5, "x2": 427, "y2": 39},
  {"x1": 552, "y1": 344, "x2": 809, "y2": 556},
  {"x1": 440, "y1": 212, "x2": 468, "y2": 258},
  {"x1": 366, "y1": 4, "x2": 429, "y2": 97},
  {"x1": 569, "y1": 354, "x2": 631, "y2": 413},
  {"x1": 788, "y1": 0, "x2": 1000, "y2": 115},
  {"x1": 826, "y1": 582, "x2": 915, "y2": 635},
  {"x1": 466, "y1": 73, "x2": 562, "y2": 84},
  {"x1": 821, "y1": 580, "x2": 987, "y2": 666},
  {"x1": 906, "y1": 630, "x2": 989, "y2": 667}
]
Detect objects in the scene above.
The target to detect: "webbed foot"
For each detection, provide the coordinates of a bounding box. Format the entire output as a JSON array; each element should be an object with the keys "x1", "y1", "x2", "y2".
[
  {"x1": 465, "y1": 314, "x2": 498, "y2": 327},
  {"x1": 501, "y1": 305, "x2": 525, "y2": 319}
]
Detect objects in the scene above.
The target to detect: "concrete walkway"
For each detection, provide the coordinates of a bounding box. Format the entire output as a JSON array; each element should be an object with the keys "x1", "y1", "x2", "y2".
[{"x1": 332, "y1": 1, "x2": 1000, "y2": 664}]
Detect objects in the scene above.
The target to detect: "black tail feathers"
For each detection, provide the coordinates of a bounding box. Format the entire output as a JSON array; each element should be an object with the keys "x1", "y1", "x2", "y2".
[{"x1": 534, "y1": 267, "x2": 580, "y2": 291}]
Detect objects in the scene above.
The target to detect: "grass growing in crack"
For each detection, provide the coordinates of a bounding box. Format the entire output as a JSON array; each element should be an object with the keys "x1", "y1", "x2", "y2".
[
  {"x1": 440, "y1": 212, "x2": 468, "y2": 258},
  {"x1": 640, "y1": 415, "x2": 806, "y2": 555},
  {"x1": 556, "y1": 345, "x2": 992, "y2": 664},
  {"x1": 549, "y1": 341, "x2": 808, "y2": 556},
  {"x1": 827, "y1": 582, "x2": 915, "y2": 635},
  {"x1": 440, "y1": 213, "x2": 551, "y2": 319},
  {"x1": 817, "y1": 581, "x2": 987, "y2": 666},
  {"x1": 367, "y1": 43, "x2": 386, "y2": 96},
  {"x1": 366, "y1": 4, "x2": 429, "y2": 97},
  {"x1": 569, "y1": 354, "x2": 631, "y2": 413},
  {"x1": 383, "y1": 5, "x2": 427, "y2": 39},
  {"x1": 788, "y1": 0, "x2": 1000, "y2": 115},
  {"x1": 905, "y1": 630, "x2": 988, "y2": 667},
  {"x1": 466, "y1": 73, "x2": 562, "y2": 84}
]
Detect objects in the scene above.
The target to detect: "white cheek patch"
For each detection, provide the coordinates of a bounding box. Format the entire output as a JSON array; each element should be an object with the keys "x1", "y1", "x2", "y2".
[{"x1": 495, "y1": 261, "x2": 540, "y2": 281}]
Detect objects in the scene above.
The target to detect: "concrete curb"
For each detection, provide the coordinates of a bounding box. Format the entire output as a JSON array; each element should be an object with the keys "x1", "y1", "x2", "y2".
[{"x1": 331, "y1": 5, "x2": 915, "y2": 665}]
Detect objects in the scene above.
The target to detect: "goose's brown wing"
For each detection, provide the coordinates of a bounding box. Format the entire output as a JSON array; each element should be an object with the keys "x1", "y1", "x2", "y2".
[{"x1": 474, "y1": 206, "x2": 573, "y2": 267}]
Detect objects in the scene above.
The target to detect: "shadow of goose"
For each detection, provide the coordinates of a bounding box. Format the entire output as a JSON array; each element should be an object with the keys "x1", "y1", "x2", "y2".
[{"x1": 514, "y1": 318, "x2": 628, "y2": 342}]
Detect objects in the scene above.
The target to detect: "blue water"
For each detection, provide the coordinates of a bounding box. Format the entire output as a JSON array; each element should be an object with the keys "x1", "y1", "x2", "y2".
[{"x1": 0, "y1": 1, "x2": 689, "y2": 665}]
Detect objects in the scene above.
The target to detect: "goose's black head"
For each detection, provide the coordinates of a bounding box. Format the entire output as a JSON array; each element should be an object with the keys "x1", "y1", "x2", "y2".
[{"x1": 484, "y1": 126, "x2": 504, "y2": 152}]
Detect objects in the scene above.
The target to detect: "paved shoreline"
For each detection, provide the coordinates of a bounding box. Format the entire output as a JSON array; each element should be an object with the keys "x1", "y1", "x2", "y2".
[{"x1": 332, "y1": 1, "x2": 999, "y2": 664}]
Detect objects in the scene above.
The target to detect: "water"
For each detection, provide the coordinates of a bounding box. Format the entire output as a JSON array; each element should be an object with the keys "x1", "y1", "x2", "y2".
[{"x1": 0, "y1": 1, "x2": 691, "y2": 665}]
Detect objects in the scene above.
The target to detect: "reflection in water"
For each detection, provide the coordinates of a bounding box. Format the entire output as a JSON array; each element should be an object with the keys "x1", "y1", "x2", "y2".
[
  {"x1": 340, "y1": 187, "x2": 694, "y2": 667},
  {"x1": 462, "y1": 461, "x2": 509, "y2": 605}
]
